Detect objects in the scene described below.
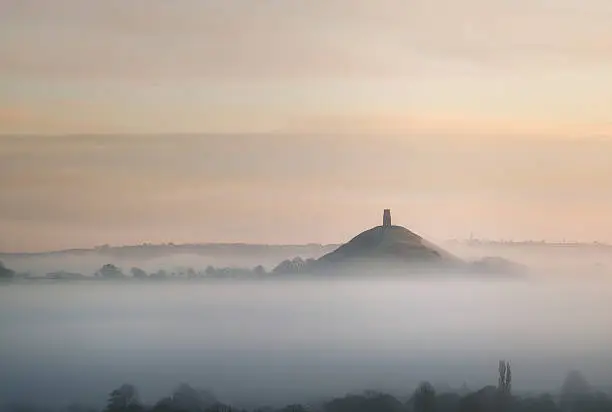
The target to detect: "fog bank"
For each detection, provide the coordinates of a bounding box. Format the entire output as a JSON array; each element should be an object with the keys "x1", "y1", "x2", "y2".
[{"x1": 1, "y1": 276, "x2": 611, "y2": 407}]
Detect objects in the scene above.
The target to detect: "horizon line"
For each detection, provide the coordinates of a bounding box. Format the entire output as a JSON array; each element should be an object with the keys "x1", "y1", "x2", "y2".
[{"x1": 3, "y1": 238, "x2": 612, "y2": 256}]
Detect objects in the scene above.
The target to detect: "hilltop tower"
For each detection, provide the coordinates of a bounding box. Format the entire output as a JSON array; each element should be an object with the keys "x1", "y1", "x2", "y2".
[{"x1": 383, "y1": 209, "x2": 392, "y2": 227}]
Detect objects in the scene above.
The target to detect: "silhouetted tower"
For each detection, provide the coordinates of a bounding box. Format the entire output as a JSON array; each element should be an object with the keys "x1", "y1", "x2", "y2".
[{"x1": 383, "y1": 209, "x2": 392, "y2": 227}]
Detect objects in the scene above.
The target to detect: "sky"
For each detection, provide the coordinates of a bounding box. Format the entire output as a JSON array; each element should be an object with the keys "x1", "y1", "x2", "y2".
[{"x1": 1, "y1": 0, "x2": 612, "y2": 251}]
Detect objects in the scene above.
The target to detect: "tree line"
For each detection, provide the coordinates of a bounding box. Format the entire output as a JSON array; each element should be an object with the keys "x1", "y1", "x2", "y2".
[
  {"x1": 0, "y1": 258, "x2": 318, "y2": 281},
  {"x1": 4, "y1": 366, "x2": 611, "y2": 412}
]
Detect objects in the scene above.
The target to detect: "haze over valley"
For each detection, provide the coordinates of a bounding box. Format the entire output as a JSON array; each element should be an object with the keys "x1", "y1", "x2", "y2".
[{"x1": 2, "y1": 1, "x2": 612, "y2": 411}]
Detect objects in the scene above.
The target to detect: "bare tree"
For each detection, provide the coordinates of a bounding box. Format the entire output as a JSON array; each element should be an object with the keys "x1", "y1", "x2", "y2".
[
  {"x1": 497, "y1": 360, "x2": 513, "y2": 411},
  {"x1": 130, "y1": 267, "x2": 148, "y2": 279},
  {"x1": 96, "y1": 264, "x2": 125, "y2": 279},
  {"x1": 413, "y1": 381, "x2": 436, "y2": 412},
  {"x1": 498, "y1": 360, "x2": 507, "y2": 392},
  {"x1": 106, "y1": 384, "x2": 140, "y2": 412},
  {"x1": 560, "y1": 370, "x2": 591, "y2": 411},
  {"x1": 0, "y1": 261, "x2": 15, "y2": 279},
  {"x1": 505, "y1": 362, "x2": 512, "y2": 394}
]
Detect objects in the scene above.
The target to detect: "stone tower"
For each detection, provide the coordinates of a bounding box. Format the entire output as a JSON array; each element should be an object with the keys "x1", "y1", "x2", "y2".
[{"x1": 383, "y1": 209, "x2": 391, "y2": 227}]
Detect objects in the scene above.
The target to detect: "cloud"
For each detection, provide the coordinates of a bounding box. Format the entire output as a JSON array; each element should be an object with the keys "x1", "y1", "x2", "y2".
[
  {"x1": 0, "y1": 106, "x2": 41, "y2": 130},
  {"x1": 2, "y1": 0, "x2": 612, "y2": 81},
  {"x1": 1, "y1": 0, "x2": 611, "y2": 134}
]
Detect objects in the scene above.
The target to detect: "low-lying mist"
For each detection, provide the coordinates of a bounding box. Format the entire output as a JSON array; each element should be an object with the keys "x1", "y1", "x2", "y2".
[{"x1": 1, "y1": 274, "x2": 611, "y2": 408}]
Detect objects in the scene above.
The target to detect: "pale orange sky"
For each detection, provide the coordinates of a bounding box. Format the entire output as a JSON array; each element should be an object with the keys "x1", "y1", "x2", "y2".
[
  {"x1": 2, "y1": 134, "x2": 612, "y2": 252},
  {"x1": 1, "y1": 1, "x2": 612, "y2": 251},
  {"x1": 2, "y1": 0, "x2": 612, "y2": 135}
]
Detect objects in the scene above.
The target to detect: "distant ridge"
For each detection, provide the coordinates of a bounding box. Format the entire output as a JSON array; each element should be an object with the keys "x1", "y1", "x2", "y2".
[
  {"x1": 0, "y1": 243, "x2": 339, "y2": 258},
  {"x1": 450, "y1": 239, "x2": 612, "y2": 248}
]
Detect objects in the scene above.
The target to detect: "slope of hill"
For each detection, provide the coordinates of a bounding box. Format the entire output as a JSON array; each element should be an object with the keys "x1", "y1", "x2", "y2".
[{"x1": 316, "y1": 210, "x2": 465, "y2": 272}]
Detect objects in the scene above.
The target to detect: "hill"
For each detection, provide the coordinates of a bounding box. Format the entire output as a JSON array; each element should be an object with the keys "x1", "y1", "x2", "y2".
[{"x1": 317, "y1": 210, "x2": 465, "y2": 272}]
